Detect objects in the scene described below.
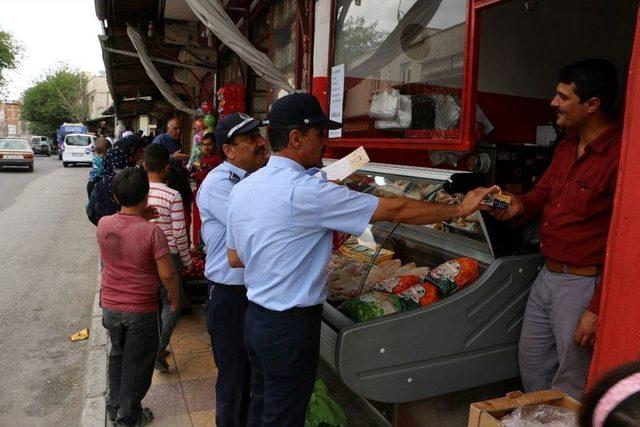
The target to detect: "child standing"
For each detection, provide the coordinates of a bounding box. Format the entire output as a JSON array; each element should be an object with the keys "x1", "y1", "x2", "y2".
[
  {"x1": 98, "y1": 167, "x2": 179, "y2": 426},
  {"x1": 87, "y1": 137, "x2": 110, "y2": 198},
  {"x1": 143, "y1": 143, "x2": 193, "y2": 372}
]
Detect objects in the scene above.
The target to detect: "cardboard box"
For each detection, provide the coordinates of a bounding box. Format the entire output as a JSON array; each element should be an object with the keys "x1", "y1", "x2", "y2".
[{"x1": 468, "y1": 390, "x2": 582, "y2": 427}]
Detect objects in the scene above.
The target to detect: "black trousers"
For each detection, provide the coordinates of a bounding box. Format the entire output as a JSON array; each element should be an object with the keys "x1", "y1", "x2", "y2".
[
  {"x1": 205, "y1": 282, "x2": 251, "y2": 427},
  {"x1": 102, "y1": 308, "x2": 158, "y2": 426},
  {"x1": 244, "y1": 302, "x2": 322, "y2": 427}
]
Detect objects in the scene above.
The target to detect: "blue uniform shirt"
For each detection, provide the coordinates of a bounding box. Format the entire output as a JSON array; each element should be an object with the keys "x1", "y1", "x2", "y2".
[
  {"x1": 226, "y1": 156, "x2": 379, "y2": 310},
  {"x1": 198, "y1": 161, "x2": 247, "y2": 286},
  {"x1": 152, "y1": 133, "x2": 182, "y2": 155}
]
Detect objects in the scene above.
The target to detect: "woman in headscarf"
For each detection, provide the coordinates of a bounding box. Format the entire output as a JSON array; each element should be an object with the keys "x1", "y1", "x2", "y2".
[{"x1": 86, "y1": 135, "x2": 146, "y2": 225}]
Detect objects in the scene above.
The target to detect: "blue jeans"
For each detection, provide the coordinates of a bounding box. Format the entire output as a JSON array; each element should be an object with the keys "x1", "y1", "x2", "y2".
[
  {"x1": 158, "y1": 253, "x2": 184, "y2": 353},
  {"x1": 102, "y1": 308, "x2": 159, "y2": 426},
  {"x1": 244, "y1": 302, "x2": 322, "y2": 427}
]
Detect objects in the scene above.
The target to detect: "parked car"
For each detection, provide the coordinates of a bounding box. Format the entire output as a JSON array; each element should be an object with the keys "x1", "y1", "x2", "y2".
[
  {"x1": 61, "y1": 134, "x2": 95, "y2": 167},
  {"x1": 30, "y1": 136, "x2": 51, "y2": 156},
  {"x1": 0, "y1": 138, "x2": 34, "y2": 172}
]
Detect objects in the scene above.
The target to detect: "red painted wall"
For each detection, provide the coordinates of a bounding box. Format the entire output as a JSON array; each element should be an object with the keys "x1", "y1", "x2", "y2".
[{"x1": 588, "y1": 8, "x2": 640, "y2": 386}]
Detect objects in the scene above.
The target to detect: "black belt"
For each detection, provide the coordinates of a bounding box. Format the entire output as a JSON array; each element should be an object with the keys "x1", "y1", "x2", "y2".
[
  {"x1": 206, "y1": 280, "x2": 246, "y2": 299},
  {"x1": 249, "y1": 301, "x2": 323, "y2": 317}
]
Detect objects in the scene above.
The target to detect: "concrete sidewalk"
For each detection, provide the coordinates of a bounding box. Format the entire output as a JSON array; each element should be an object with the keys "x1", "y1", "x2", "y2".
[{"x1": 144, "y1": 306, "x2": 216, "y2": 426}]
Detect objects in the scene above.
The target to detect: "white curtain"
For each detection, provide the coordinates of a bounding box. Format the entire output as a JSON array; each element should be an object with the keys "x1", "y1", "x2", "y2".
[
  {"x1": 185, "y1": 0, "x2": 295, "y2": 93},
  {"x1": 126, "y1": 25, "x2": 202, "y2": 116}
]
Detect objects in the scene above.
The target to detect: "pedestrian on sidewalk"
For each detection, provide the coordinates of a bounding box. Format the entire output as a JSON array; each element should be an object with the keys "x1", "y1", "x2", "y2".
[
  {"x1": 197, "y1": 113, "x2": 267, "y2": 427},
  {"x1": 98, "y1": 167, "x2": 180, "y2": 426},
  {"x1": 143, "y1": 143, "x2": 193, "y2": 372},
  {"x1": 225, "y1": 92, "x2": 497, "y2": 427}
]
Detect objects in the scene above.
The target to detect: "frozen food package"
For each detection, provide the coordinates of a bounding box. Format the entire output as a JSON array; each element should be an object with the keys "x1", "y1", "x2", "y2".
[
  {"x1": 365, "y1": 259, "x2": 402, "y2": 285},
  {"x1": 429, "y1": 257, "x2": 479, "y2": 297},
  {"x1": 399, "y1": 282, "x2": 441, "y2": 308},
  {"x1": 401, "y1": 267, "x2": 431, "y2": 276},
  {"x1": 391, "y1": 262, "x2": 417, "y2": 277},
  {"x1": 340, "y1": 291, "x2": 403, "y2": 322},
  {"x1": 373, "y1": 274, "x2": 427, "y2": 294},
  {"x1": 339, "y1": 236, "x2": 394, "y2": 264},
  {"x1": 500, "y1": 404, "x2": 578, "y2": 427}
]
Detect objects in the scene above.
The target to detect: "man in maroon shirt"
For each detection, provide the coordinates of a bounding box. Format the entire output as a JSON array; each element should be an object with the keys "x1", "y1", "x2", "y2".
[
  {"x1": 492, "y1": 59, "x2": 620, "y2": 399},
  {"x1": 98, "y1": 167, "x2": 180, "y2": 426}
]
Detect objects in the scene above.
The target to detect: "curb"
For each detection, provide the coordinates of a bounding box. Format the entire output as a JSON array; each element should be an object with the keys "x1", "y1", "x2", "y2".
[{"x1": 80, "y1": 273, "x2": 108, "y2": 427}]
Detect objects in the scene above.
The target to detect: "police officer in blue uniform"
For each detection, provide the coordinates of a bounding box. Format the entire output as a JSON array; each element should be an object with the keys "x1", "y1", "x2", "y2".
[
  {"x1": 197, "y1": 112, "x2": 268, "y2": 427},
  {"x1": 225, "y1": 93, "x2": 498, "y2": 427}
]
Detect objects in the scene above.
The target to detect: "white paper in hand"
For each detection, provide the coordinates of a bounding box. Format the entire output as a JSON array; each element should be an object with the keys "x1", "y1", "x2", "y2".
[{"x1": 318, "y1": 146, "x2": 370, "y2": 181}]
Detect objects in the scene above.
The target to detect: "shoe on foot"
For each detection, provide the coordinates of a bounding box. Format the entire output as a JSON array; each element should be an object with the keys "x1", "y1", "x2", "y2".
[
  {"x1": 137, "y1": 408, "x2": 154, "y2": 426},
  {"x1": 154, "y1": 357, "x2": 169, "y2": 373}
]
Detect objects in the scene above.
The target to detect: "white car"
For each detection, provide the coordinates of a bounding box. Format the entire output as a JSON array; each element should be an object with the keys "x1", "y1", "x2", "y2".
[{"x1": 62, "y1": 134, "x2": 96, "y2": 167}]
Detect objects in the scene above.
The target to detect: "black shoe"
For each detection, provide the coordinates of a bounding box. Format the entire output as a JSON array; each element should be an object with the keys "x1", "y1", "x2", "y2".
[
  {"x1": 115, "y1": 408, "x2": 154, "y2": 427},
  {"x1": 107, "y1": 406, "x2": 118, "y2": 422},
  {"x1": 154, "y1": 357, "x2": 169, "y2": 373}
]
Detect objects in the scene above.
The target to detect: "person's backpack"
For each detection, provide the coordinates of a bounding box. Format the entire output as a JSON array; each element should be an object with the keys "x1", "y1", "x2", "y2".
[{"x1": 86, "y1": 176, "x2": 120, "y2": 225}]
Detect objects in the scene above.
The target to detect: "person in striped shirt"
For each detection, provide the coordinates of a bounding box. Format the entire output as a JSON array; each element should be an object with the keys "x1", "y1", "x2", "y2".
[{"x1": 143, "y1": 143, "x2": 193, "y2": 372}]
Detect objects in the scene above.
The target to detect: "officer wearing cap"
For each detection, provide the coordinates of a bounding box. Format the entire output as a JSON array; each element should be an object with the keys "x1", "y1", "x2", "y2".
[
  {"x1": 226, "y1": 93, "x2": 498, "y2": 427},
  {"x1": 196, "y1": 112, "x2": 268, "y2": 427}
]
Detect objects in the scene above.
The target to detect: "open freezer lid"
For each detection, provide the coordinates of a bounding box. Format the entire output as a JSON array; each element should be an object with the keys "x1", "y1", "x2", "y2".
[{"x1": 324, "y1": 159, "x2": 496, "y2": 264}]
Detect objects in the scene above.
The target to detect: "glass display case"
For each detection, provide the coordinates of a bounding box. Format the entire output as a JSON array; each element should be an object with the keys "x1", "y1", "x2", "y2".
[{"x1": 320, "y1": 161, "x2": 544, "y2": 403}]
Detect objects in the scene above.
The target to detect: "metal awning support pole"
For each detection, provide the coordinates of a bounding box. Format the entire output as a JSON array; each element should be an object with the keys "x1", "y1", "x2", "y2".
[{"x1": 102, "y1": 46, "x2": 213, "y2": 73}]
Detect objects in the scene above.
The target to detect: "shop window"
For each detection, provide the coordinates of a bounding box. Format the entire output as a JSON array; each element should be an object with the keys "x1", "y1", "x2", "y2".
[{"x1": 333, "y1": 0, "x2": 467, "y2": 141}]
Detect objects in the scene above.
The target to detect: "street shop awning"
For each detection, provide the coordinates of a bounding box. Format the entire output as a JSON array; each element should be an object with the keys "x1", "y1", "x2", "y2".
[
  {"x1": 185, "y1": 0, "x2": 294, "y2": 94},
  {"x1": 127, "y1": 25, "x2": 202, "y2": 116}
]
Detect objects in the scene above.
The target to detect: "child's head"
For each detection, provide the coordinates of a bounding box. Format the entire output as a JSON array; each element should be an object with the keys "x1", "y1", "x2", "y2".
[
  {"x1": 581, "y1": 361, "x2": 640, "y2": 427},
  {"x1": 143, "y1": 143, "x2": 170, "y2": 176},
  {"x1": 112, "y1": 167, "x2": 149, "y2": 207},
  {"x1": 95, "y1": 137, "x2": 110, "y2": 156},
  {"x1": 201, "y1": 132, "x2": 215, "y2": 157}
]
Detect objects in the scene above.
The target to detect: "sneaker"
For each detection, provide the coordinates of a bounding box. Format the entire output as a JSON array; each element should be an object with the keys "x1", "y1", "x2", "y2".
[
  {"x1": 154, "y1": 357, "x2": 169, "y2": 373},
  {"x1": 115, "y1": 408, "x2": 154, "y2": 427}
]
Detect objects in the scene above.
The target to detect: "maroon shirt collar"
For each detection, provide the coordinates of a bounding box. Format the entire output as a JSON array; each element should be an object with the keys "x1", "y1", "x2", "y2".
[{"x1": 566, "y1": 123, "x2": 621, "y2": 155}]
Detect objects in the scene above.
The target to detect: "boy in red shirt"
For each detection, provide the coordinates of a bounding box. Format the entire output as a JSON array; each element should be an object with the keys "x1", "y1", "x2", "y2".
[{"x1": 98, "y1": 167, "x2": 179, "y2": 426}]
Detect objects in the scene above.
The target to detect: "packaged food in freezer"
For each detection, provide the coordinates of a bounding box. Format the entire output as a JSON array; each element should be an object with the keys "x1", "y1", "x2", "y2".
[
  {"x1": 373, "y1": 275, "x2": 428, "y2": 295},
  {"x1": 429, "y1": 257, "x2": 479, "y2": 297},
  {"x1": 339, "y1": 291, "x2": 403, "y2": 322},
  {"x1": 399, "y1": 282, "x2": 441, "y2": 308},
  {"x1": 338, "y1": 236, "x2": 395, "y2": 264}
]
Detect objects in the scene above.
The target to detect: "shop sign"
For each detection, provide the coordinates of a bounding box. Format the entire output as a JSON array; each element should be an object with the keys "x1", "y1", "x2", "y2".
[{"x1": 329, "y1": 63, "x2": 345, "y2": 138}]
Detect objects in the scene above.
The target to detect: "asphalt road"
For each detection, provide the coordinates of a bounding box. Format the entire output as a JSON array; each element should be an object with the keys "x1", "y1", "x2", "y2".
[{"x1": 0, "y1": 156, "x2": 98, "y2": 425}]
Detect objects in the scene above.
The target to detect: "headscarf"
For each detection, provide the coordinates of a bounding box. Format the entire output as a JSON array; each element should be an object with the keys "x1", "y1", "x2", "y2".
[{"x1": 102, "y1": 135, "x2": 144, "y2": 178}]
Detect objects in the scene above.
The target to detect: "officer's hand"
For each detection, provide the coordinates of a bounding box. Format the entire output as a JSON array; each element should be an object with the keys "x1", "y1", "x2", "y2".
[
  {"x1": 490, "y1": 192, "x2": 523, "y2": 221},
  {"x1": 173, "y1": 151, "x2": 190, "y2": 162},
  {"x1": 573, "y1": 310, "x2": 598, "y2": 348},
  {"x1": 458, "y1": 185, "x2": 500, "y2": 217},
  {"x1": 169, "y1": 299, "x2": 180, "y2": 313}
]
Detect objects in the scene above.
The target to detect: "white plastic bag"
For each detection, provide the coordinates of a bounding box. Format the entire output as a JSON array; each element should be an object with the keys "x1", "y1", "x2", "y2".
[
  {"x1": 369, "y1": 91, "x2": 399, "y2": 120},
  {"x1": 374, "y1": 95, "x2": 412, "y2": 129},
  {"x1": 500, "y1": 404, "x2": 578, "y2": 427},
  {"x1": 433, "y1": 94, "x2": 461, "y2": 130}
]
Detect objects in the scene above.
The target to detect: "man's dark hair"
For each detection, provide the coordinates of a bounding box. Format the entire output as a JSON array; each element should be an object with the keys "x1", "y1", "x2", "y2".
[
  {"x1": 559, "y1": 58, "x2": 618, "y2": 116},
  {"x1": 143, "y1": 143, "x2": 170, "y2": 172},
  {"x1": 112, "y1": 167, "x2": 149, "y2": 207},
  {"x1": 267, "y1": 125, "x2": 311, "y2": 152},
  {"x1": 581, "y1": 362, "x2": 640, "y2": 427}
]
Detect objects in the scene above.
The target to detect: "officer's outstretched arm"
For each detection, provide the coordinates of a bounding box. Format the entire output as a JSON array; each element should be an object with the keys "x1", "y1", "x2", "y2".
[
  {"x1": 369, "y1": 185, "x2": 499, "y2": 225},
  {"x1": 227, "y1": 248, "x2": 245, "y2": 268}
]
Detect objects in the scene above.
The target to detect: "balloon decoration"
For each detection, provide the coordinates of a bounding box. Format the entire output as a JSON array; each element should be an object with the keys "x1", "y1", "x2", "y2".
[
  {"x1": 201, "y1": 101, "x2": 213, "y2": 114},
  {"x1": 217, "y1": 84, "x2": 246, "y2": 117},
  {"x1": 203, "y1": 114, "x2": 216, "y2": 129},
  {"x1": 194, "y1": 118, "x2": 205, "y2": 132}
]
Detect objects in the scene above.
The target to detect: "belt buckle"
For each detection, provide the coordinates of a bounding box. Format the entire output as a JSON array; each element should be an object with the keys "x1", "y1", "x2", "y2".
[{"x1": 209, "y1": 285, "x2": 215, "y2": 300}]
